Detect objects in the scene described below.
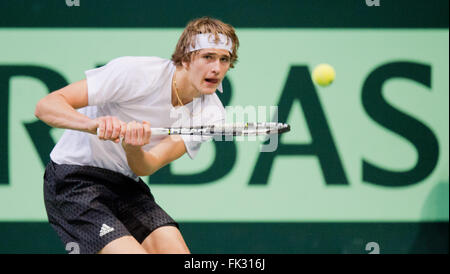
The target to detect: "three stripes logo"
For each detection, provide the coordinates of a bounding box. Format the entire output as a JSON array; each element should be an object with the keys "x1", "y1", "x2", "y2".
[{"x1": 99, "y1": 224, "x2": 114, "y2": 237}]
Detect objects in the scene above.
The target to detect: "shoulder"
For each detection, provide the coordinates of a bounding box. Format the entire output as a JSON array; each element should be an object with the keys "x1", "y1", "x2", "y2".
[
  {"x1": 208, "y1": 93, "x2": 225, "y2": 111},
  {"x1": 107, "y1": 56, "x2": 173, "y2": 85},
  {"x1": 107, "y1": 56, "x2": 171, "y2": 73},
  {"x1": 107, "y1": 56, "x2": 169, "y2": 65},
  {"x1": 201, "y1": 92, "x2": 226, "y2": 123}
]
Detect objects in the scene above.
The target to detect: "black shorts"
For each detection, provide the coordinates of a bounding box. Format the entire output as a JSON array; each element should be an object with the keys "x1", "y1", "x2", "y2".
[{"x1": 43, "y1": 160, "x2": 178, "y2": 254}]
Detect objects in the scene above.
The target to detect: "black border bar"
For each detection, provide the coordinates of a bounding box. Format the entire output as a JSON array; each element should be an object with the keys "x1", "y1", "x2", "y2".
[{"x1": 0, "y1": 0, "x2": 448, "y2": 28}]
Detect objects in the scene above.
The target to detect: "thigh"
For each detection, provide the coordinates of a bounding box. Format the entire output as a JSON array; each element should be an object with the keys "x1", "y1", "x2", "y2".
[
  {"x1": 98, "y1": 235, "x2": 148, "y2": 254},
  {"x1": 141, "y1": 225, "x2": 190, "y2": 254},
  {"x1": 116, "y1": 182, "x2": 180, "y2": 244}
]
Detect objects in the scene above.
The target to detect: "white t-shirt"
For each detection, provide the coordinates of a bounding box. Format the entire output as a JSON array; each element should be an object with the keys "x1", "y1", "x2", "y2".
[{"x1": 50, "y1": 56, "x2": 225, "y2": 180}]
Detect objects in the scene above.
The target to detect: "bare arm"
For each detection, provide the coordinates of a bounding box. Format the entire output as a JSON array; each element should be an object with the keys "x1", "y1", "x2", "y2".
[
  {"x1": 34, "y1": 79, "x2": 126, "y2": 141},
  {"x1": 121, "y1": 121, "x2": 187, "y2": 176},
  {"x1": 34, "y1": 79, "x2": 98, "y2": 134}
]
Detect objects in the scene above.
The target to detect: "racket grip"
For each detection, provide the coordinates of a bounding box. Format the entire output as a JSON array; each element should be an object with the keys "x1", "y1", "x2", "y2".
[{"x1": 150, "y1": 128, "x2": 170, "y2": 136}]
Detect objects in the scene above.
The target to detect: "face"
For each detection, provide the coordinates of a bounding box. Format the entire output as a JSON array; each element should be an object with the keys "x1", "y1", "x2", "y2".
[{"x1": 184, "y1": 48, "x2": 231, "y2": 96}]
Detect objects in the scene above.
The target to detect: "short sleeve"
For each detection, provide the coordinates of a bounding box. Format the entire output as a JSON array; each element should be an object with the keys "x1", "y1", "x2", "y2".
[
  {"x1": 181, "y1": 137, "x2": 203, "y2": 159},
  {"x1": 85, "y1": 57, "x2": 144, "y2": 106},
  {"x1": 182, "y1": 94, "x2": 226, "y2": 159}
]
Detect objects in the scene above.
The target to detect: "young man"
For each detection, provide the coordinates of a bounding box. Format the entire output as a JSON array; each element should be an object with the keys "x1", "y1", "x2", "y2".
[{"x1": 34, "y1": 17, "x2": 239, "y2": 254}]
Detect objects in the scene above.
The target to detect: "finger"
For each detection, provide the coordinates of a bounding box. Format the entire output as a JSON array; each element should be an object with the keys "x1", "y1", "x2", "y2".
[
  {"x1": 105, "y1": 116, "x2": 113, "y2": 139},
  {"x1": 111, "y1": 117, "x2": 121, "y2": 140},
  {"x1": 136, "y1": 123, "x2": 144, "y2": 145},
  {"x1": 126, "y1": 122, "x2": 132, "y2": 144},
  {"x1": 113, "y1": 121, "x2": 124, "y2": 143},
  {"x1": 131, "y1": 121, "x2": 138, "y2": 145},
  {"x1": 143, "y1": 121, "x2": 151, "y2": 144},
  {"x1": 119, "y1": 122, "x2": 127, "y2": 140},
  {"x1": 91, "y1": 119, "x2": 100, "y2": 135},
  {"x1": 97, "y1": 118, "x2": 106, "y2": 140}
]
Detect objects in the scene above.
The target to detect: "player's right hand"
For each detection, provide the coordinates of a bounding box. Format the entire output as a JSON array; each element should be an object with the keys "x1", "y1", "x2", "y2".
[{"x1": 95, "y1": 116, "x2": 127, "y2": 143}]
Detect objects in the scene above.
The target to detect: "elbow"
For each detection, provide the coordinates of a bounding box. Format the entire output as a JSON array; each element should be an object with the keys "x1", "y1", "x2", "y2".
[
  {"x1": 138, "y1": 165, "x2": 164, "y2": 177},
  {"x1": 129, "y1": 162, "x2": 154, "y2": 177},
  {"x1": 134, "y1": 169, "x2": 154, "y2": 177},
  {"x1": 35, "y1": 92, "x2": 57, "y2": 120},
  {"x1": 131, "y1": 160, "x2": 159, "y2": 177},
  {"x1": 133, "y1": 163, "x2": 158, "y2": 177},
  {"x1": 34, "y1": 99, "x2": 44, "y2": 120}
]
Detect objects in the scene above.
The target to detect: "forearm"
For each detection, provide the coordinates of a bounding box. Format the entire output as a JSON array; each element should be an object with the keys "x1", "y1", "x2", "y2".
[
  {"x1": 124, "y1": 147, "x2": 160, "y2": 176},
  {"x1": 35, "y1": 93, "x2": 95, "y2": 134},
  {"x1": 122, "y1": 124, "x2": 186, "y2": 177}
]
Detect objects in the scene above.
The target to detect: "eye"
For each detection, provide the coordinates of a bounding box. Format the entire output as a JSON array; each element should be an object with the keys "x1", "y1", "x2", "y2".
[
  {"x1": 220, "y1": 57, "x2": 230, "y2": 63},
  {"x1": 204, "y1": 55, "x2": 212, "y2": 60}
]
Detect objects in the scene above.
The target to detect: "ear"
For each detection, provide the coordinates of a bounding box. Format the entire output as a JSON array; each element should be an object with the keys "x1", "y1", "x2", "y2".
[
  {"x1": 183, "y1": 51, "x2": 198, "y2": 69},
  {"x1": 182, "y1": 60, "x2": 190, "y2": 69}
]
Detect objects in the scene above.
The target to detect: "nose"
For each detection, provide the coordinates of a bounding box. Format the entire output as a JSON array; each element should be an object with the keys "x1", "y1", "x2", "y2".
[{"x1": 211, "y1": 59, "x2": 221, "y2": 74}]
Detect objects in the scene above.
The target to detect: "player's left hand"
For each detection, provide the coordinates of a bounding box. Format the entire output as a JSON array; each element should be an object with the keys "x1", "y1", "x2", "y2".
[{"x1": 121, "y1": 120, "x2": 152, "y2": 151}]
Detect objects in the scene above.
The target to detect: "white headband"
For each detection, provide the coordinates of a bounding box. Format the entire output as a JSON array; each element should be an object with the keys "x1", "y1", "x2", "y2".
[{"x1": 187, "y1": 33, "x2": 233, "y2": 54}]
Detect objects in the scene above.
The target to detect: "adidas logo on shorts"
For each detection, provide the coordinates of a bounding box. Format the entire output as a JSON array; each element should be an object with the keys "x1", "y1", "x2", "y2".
[{"x1": 99, "y1": 224, "x2": 114, "y2": 237}]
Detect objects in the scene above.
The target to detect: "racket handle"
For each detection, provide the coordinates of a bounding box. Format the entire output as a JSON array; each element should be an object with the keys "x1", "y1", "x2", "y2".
[{"x1": 149, "y1": 128, "x2": 170, "y2": 136}]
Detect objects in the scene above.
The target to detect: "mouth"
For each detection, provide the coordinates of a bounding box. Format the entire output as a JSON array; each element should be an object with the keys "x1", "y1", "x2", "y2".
[{"x1": 204, "y1": 78, "x2": 219, "y2": 85}]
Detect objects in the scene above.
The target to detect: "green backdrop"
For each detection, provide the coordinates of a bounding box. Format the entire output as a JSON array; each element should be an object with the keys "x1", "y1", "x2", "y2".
[{"x1": 0, "y1": 0, "x2": 448, "y2": 253}]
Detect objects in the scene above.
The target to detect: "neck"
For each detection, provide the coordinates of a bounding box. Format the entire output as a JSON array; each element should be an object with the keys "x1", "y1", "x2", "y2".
[{"x1": 172, "y1": 67, "x2": 197, "y2": 107}]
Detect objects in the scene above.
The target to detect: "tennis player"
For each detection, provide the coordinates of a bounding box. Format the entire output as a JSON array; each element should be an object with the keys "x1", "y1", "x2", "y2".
[{"x1": 34, "y1": 17, "x2": 239, "y2": 254}]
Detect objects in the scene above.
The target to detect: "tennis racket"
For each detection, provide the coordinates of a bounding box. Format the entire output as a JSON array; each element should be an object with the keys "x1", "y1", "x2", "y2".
[
  {"x1": 97, "y1": 122, "x2": 290, "y2": 137},
  {"x1": 151, "y1": 122, "x2": 290, "y2": 136}
]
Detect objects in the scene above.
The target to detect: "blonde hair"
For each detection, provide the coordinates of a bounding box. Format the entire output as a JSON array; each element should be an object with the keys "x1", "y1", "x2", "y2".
[{"x1": 171, "y1": 17, "x2": 239, "y2": 68}]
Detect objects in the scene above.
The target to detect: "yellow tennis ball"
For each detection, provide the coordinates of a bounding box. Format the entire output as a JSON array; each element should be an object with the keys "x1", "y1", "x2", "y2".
[{"x1": 312, "y1": 64, "x2": 336, "y2": 87}]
